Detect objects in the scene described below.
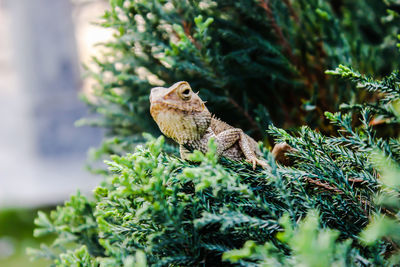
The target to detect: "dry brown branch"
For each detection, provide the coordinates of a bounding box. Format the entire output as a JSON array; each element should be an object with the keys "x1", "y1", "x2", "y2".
[
  {"x1": 282, "y1": 0, "x2": 299, "y2": 23},
  {"x1": 258, "y1": 0, "x2": 295, "y2": 64},
  {"x1": 182, "y1": 20, "x2": 202, "y2": 50},
  {"x1": 303, "y1": 176, "x2": 395, "y2": 217}
]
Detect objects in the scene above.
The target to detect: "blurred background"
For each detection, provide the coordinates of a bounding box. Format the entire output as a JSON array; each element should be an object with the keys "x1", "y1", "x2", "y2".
[{"x1": 0, "y1": 0, "x2": 110, "y2": 265}]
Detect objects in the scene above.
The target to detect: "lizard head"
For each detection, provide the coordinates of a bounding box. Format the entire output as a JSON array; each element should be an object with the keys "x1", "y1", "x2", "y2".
[{"x1": 150, "y1": 81, "x2": 211, "y2": 144}]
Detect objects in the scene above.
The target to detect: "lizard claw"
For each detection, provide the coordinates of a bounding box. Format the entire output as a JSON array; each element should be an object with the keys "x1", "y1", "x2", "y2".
[{"x1": 247, "y1": 157, "x2": 269, "y2": 170}]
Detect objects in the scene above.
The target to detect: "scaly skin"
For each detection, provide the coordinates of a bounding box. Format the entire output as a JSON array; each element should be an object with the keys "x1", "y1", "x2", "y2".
[{"x1": 150, "y1": 81, "x2": 289, "y2": 169}]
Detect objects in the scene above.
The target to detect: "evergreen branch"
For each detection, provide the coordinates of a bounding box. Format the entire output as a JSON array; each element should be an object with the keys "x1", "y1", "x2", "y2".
[
  {"x1": 303, "y1": 177, "x2": 343, "y2": 194},
  {"x1": 182, "y1": 20, "x2": 202, "y2": 50},
  {"x1": 258, "y1": 0, "x2": 295, "y2": 64},
  {"x1": 31, "y1": 1, "x2": 400, "y2": 265},
  {"x1": 282, "y1": 0, "x2": 300, "y2": 23}
]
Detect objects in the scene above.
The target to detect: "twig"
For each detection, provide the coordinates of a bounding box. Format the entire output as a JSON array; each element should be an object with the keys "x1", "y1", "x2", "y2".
[
  {"x1": 258, "y1": 0, "x2": 315, "y2": 97},
  {"x1": 304, "y1": 177, "x2": 343, "y2": 194},
  {"x1": 259, "y1": 0, "x2": 331, "y2": 113},
  {"x1": 303, "y1": 176, "x2": 395, "y2": 217},
  {"x1": 258, "y1": 0, "x2": 295, "y2": 64},
  {"x1": 282, "y1": 0, "x2": 299, "y2": 23},
  {"x1": 182, "y1": 20, "x2": 202, "y2": 50},
  {"x1": 348, "y1": 178, "x2": 364, "y2": 183}
]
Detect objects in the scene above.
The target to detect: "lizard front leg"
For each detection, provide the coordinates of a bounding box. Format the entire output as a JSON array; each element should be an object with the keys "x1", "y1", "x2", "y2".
[
  {"x1": 215, "y1": 129, "x2": 268, "y2": 169},
  {"x1": 180, "y1": 145, "x2": 191, "y2": 160}
]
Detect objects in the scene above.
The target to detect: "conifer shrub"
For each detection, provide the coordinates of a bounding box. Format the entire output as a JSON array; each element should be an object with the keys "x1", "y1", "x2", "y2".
[
  {"x1": 28, "y1": 0, "x2": 400, "y2": 266},
  {"x1": 79, "y1": 0, "x2": 400, "y2": 158},
  {"x1": 30, "y1": 67, "x2": 400, "y2": 265}
]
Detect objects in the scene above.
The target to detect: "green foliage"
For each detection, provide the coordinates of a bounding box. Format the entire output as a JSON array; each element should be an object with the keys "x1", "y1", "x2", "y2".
[
  {"x1": 30, "y1": 0, "x2": 400, "y2": 266},
  {"x1": 0, "y1": 208, "x2": 51, "y2": 267},
  {"x1": 32, "y1": 63, "x2": 400, "y2": 265},
  {"x1": 80, "y1": 0, "x2": 400, "y2": 159},
  {"x1": 223, "y1": 211, "x2": 353, "y2": 267},
  {"x1": 359, "y1": 151, "x2": 400, "y2": 265}
]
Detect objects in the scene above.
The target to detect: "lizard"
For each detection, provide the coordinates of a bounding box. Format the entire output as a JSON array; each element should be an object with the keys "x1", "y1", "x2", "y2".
[{"x1": 149, "y1": 81, "x2": 291, "y2": 169}]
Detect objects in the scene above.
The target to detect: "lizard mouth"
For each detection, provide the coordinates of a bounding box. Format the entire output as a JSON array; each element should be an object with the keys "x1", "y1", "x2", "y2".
[
  {"x1": 150, "y1": 101, "x2": 185, "y2": 123},
  {"x1": 150, "y1": 100, "x2": 192, "y2": 112}
]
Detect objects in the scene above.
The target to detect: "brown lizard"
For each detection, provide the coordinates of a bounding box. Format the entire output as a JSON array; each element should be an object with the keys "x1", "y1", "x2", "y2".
[{"x1": 150, "y1": 81, "x2": 291, "y2": 169}]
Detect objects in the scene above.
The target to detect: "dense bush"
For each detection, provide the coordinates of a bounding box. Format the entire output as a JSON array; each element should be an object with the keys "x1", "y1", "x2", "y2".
[
  {"x1": 30, "y1": 67, "x2": 400, "y2": 265},
  {"x1": 79, "y1": 0, "x2": 400, "y2": 158},
  {"x1": 29, "y1": 0, "x2": 400, "y2": 266}
]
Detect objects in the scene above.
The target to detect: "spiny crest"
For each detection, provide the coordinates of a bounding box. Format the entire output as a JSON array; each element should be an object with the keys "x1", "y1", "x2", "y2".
[{"x1": 211, "y1": 114, "x2": 234, "y2": 134}]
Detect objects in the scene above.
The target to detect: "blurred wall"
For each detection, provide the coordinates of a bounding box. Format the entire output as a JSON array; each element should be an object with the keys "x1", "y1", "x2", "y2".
[{"x1": 0, "y1": 0, "x2": 109, "y2": 207}]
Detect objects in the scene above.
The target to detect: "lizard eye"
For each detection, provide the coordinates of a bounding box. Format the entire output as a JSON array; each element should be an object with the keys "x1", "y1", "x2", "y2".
[{"x1": 178, "y1": 86, "x2": 192, "y2": 100}]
